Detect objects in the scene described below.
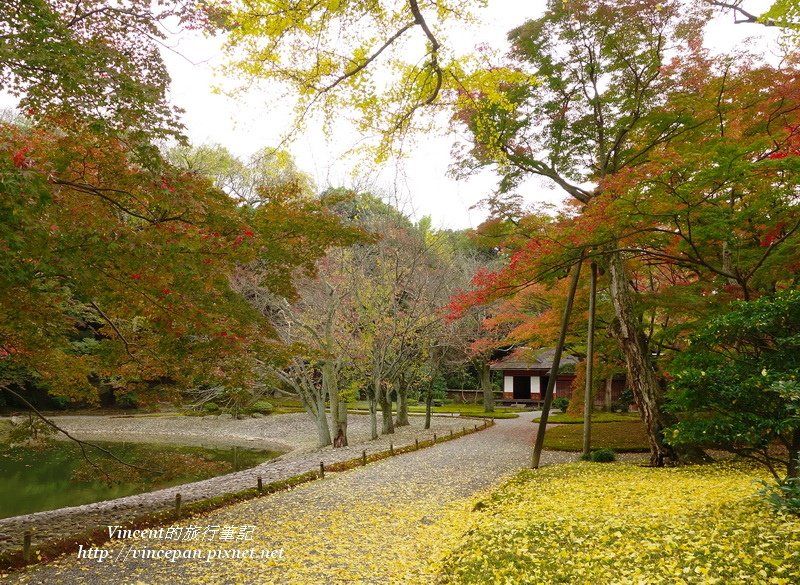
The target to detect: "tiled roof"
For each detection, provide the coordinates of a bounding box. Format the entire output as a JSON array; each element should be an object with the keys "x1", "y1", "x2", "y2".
[{"x1": 489, "y1": 347, "x2": 579, "y2": 371}]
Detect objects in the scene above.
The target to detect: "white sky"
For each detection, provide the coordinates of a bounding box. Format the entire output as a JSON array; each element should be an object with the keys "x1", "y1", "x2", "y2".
[{"x1": 3, "y1": 0, "x2": 782, "y2": 229}]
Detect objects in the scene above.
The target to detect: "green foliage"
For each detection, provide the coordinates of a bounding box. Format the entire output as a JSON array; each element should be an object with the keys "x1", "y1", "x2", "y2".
[
  {"x1": 589, "y1": 448, "x2": 617, "y2": 463},
  {"x1": 431, "y1": 374, "x2": 448, "y2": 401},
  {"x1": 203, "y1": 402, "x2": 220, "y2": 413},
  {"x1": 611, "y1": 388, "x2": 634, "y2": 413},
  {"x1": 0, "y1": 0, "x2": 194, "y2": 141},
  {"x1": 665, "y1": 290, "x2": 800, "y2": 480},
  {"x1": 219, "y1": 0, "x2": 486, "y2": 161},
  {"x1": 552, "y1": 396, "x2": 569, "y2": 412},
  {"x1": 454, "y1": 0, "x2": 709, "y2": 194},
  {"x1": 761, "y1": 476, "x2": 800, "y2": 515},
  {"x1": 246, "y1": 400, "x2": 274, "y2": 415},
  {"x1": 116, "y1": 392, "x2": 138, "y2": 410},
  {"x1": 763, "y1": 0, "x2": 800, "y2": 30}
]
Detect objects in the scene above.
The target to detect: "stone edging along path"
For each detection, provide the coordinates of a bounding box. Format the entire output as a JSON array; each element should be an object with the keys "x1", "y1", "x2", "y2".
[{"x1": 0, "y1": 415, "x2": 494, "y2": 570}]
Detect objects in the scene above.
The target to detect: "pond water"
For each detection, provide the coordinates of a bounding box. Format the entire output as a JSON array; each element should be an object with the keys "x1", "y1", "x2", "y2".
[{"x1": 0, "y1": 440, "x2": 282, "y2": 519}]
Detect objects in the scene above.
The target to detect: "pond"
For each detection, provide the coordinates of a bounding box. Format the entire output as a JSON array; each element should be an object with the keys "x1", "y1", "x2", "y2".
[{"x1": 0, "y1": 440, "x2": 282, "y2": 519}]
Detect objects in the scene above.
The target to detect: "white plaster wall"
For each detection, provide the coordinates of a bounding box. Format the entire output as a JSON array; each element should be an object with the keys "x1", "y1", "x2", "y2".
[{"x1": 503, "y1": 375, "x2": 513, "y2": 395}]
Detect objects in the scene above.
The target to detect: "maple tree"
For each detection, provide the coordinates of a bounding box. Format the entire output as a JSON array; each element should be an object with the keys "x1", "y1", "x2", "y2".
[
  {"x1": 0, "y1": 123, "x2": 267, "y2": 406},
  {"x1": 1, "y1": 118, "x2": 364, "y2": 412},
  {"x1": 455, "y1": 42, "x2": 800, "y2": 466},
  {"x1": 0, "y1": 0, "x2": 201, "y2": 142}
]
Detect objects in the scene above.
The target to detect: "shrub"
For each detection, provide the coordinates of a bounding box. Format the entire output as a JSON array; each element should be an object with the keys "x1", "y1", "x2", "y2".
[
  {"x1": 552, "y1": 397, "x2": 570, "y2": 412},
  {"x1": 117, "y1": 392, "x2": 138, "y2": 409},
  {"x1": 203, "y1": 402, "x2": 220, "y2": 413},
  {"x1": 49, "y1": 395, "x2": 70, "y2": 410},
  {"x1": 590, "y1": 448, "x2": 616, "y2": 462},
  {"x1": 762, "y1": 476, "x2": 800, "y2": 516},
  {"x1": 247, "y1": 400, "x2": 273, "y2": 415},
  {"x1": 665, "y1": 290, "x2": 800, "y2": 488}
]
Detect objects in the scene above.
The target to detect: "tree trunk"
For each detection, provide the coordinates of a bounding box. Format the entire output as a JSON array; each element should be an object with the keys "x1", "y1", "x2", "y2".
[
  {"x1": 332, "y1": 399, "x2": 348, "y2": 447},
  {"x1": 480, "y1": 361, "x2": 494, "y2": 413},
  {"x1": 379, "y1": 380, "x2": 394, "y2": 435},
  {"x1": 604, "y1": 376, "x2": 613, "y2": 411},
  {"x1": 395, "y1": 379, "x2": 410, "y2": 427},
  {"x1": 368, "y1": 385, "x2": 378, "y2": 440},
  {"x1": 583, "y1": 262, "x2": 597, "y2": 457},
  {"x1": 608, "y1": 250, "x2": 675, "y2": 467},
  {"x1": 314, "y1": 391, "x2": 332, "y2": 448},
  {"x1": 788, "y1": 427, "x2": 800, "y2": 479},
  {"x1": 424, "y1": 385, "x2": 433, "y2": 430},
  {"x1": 325, "y1": 362, "x2": 348, "y2": 447}
]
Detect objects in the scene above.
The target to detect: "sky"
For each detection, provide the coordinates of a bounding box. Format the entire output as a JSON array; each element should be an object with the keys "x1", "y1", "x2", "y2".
[{"x1": 2, "y1": 0, "x2": 782, "y2": 229}]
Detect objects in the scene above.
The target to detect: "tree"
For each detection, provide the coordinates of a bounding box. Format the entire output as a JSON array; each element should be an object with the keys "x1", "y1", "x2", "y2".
[
  {"x1": 339, "y1": 214, "x2": 455, "y2": 438},
  {"x1": 211, "y1": 0, "x2": 503, "y2": 160},
  {"x1": 0, "y1": 123, "x2": 269, "y2": 406},
  {"x1": 0, "y1": 0, "x2": 198, "y2": 141},
  {"x1": 167, "y1": 144, "x2": 316, "y2": 206},
  {"x1": 235, "y1": 249, "x2": 363, "y2": 448},
  {"x1": 200, "y1": 0, "x2": 797, "y2": 468},
  {"x1": 665, "y1": 290, "x2": 800, "y2": 482},
  {"x1": 450, "y1": 0, "x2": 712, "y2": 466}
]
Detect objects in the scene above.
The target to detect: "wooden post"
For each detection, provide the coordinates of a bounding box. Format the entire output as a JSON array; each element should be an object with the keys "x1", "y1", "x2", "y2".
[
  {"x1": 433, "y1": 433, "x2": 437, "y2": 442},
  {"x1": 362, "y1": 450, "x2": 367, "y2": 466},
  {"x1": 23, "y1": 530, "x2": 31, "y2": 563},
  {"x1": 257, "y1": 476, "x2": 263, "y2": 493},
  {"x1": 474, "y1": 423, "x2": 477, "y2": 431},
  {"x1": 532, "y1": 255, "x2": 584, "y2": 469},
  {"x1": 583, "y1": 261, "x2": 597, "y2": 457},
  {"x1": 415, "y1": 438, "x2": 419, "y2": 450},
  {"x1": 319, "y1": 462, "x2": 325, "y2": 478},
  {"x1": 175, "y1": 493, "x2": 182, "y2": 517},
  {"x1": 450, "y1": 429, "x2": 453, "y2": 437},
  {"x1": 390, "y1": 442, "x2": 394, "y2": 455}
]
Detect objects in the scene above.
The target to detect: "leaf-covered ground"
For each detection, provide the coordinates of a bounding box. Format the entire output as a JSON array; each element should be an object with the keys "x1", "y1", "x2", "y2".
[
  {"x1": 439, "y1": 462, "x2": 800, "y2": 584},
  {"x1": 9, "y1": 417, "x2": 795, "y2": 584},
  {"x1": 9, "y1": 415, "x2": 575, "y2": 584}
]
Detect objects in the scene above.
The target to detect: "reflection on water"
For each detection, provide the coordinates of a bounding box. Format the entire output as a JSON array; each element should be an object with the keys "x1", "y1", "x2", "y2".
[{"x1": 0, "y1": 440, "x2": 281, "y2": 518}]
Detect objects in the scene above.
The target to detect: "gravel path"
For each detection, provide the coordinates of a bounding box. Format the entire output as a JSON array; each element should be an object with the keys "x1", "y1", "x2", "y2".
[
  {"x1": 6, "y1": 414, "x2": 596, "y2": 584},
  {"x1": 0, "y1": 412, "x2": 470, "y2": 556}
]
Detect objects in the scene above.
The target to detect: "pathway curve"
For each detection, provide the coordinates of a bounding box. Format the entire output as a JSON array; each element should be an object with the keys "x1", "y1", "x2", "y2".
[{"x1": 8, "y1": 414, "x2": 579, "y2": 585}]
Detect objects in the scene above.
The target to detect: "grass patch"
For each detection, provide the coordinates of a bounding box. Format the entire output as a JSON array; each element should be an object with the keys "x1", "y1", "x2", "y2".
[
  {"x1": 350, "y1": 401, "x2": 518, "y2": 418},
  {"x1": 0, "y1": 420, "x2": 12, "y2": 444},
  {"x1": 545, "y1": 411, "x2": 640, "y2": 424},
  {"x1": 543, "y1": 420, "x2": 649, "y2": 452},
  {"x1": 438, "y1": 461, "x2": 800, "y2": 584}
]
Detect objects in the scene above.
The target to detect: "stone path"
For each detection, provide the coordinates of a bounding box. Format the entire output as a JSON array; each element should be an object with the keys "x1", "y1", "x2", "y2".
[
  {"x1": 0, "y1": 412, "x2": 469, "y2": 556},
  {"x1": 7, "y1": 414, "x2": 585, "y2": 584}
]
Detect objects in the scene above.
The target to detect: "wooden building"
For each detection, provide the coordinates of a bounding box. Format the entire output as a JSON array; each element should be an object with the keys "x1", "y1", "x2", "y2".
[{"x1": 490, "y1": 348, "x2": 578, "y2": 403}]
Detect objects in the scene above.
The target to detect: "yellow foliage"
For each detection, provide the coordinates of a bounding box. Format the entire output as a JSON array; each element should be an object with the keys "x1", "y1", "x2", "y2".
[{"x1": 438, "y1": 462, "x2": 800, "y2": 584}]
